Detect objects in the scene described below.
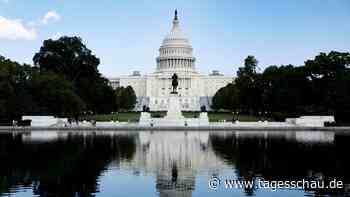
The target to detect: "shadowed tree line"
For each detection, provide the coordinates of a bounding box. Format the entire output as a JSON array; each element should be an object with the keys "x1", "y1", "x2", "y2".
[
  {"x1": 0, "y1": 36, "x2": 136, "y2": 123},
  {"x1": 212, "y1": 52, "x2": 350, "y2": 123}
]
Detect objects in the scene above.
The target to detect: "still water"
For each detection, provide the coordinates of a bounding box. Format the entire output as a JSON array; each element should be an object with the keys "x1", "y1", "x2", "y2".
[{"x1": 0, "y1": 130, "x2": 349, "y2": 197}]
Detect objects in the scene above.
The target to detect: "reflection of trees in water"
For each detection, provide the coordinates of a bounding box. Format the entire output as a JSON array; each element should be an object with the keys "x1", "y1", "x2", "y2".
[
  {"x1": 210, "y1": 132, "x2": 350, "y2": 196},
  {"x1": 0, "y1": 133, "x2": 137, "y2": 197}
]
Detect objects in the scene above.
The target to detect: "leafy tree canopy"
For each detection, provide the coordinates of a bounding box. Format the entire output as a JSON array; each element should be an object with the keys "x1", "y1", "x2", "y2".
[
  {"x1": 33, "y1": 36, "x2": 101, "y2": 81},
  {"x1": 33, "y1": 36, "x2": 116, "y2": 114},
  {"x1": 115, "y1": 86, "x2": 137, "y2": 111},
  {"x1": 305, "y1": 51, "x2": 350, "y2": 80}
]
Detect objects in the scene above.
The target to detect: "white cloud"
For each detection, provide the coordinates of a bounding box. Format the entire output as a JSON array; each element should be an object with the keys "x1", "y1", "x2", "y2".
[
  {"x1": 0, "y1": 16, "x2": 37, "y2": 40},
  {"x1": 0, "y1": 10, "x2": 61, "y2": 41},
  {"x1": 42, "y1": 11, "x2": 61, "y2": 25}
]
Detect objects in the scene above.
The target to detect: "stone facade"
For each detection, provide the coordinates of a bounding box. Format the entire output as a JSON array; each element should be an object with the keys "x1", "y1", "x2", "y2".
[{"x1": 109, "y1": 10, "x2": 232, "y2": 111}]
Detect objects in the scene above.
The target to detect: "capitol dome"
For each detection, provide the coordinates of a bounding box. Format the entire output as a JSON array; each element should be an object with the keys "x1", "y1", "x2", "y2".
[
  {"x1": 161, "y1": 11, "x2": 191, "y2": 47},
  {"x1": 156, "y1": 10, "x2": 196, "y2": 73}
]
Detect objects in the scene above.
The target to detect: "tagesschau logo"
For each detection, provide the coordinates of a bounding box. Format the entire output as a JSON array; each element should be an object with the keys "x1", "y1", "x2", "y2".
[{"x1": 208, "y1": 177, "x2": 344, "y2": 191}]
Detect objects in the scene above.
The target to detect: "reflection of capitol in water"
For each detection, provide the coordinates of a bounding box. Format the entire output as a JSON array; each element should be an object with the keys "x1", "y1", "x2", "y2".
[
  {"x1": 132, "y1": 132, "x2": 225, "y2": 172},
  {"x1": 127, "y1": 131, "x2": 226, "y2": 197}
]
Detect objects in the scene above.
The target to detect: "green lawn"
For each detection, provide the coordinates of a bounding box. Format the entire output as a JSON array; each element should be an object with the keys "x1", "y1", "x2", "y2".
[
  {"x1": 182, "y1": 112, "x2": 200, "y2": 118},
  {"x1": 150, "y1": 111, "x2": 167, "y2": 118},
  {"x1": 207, "y1": 112, "x2": 267, "y2": 122},
  {"x1": 85, "y1": 111, "x2": 270, "y2": 122},
  {"x1": 85, "y1": 112, "x2": 140, "y2": 122},
  {"x1": 184, "y1": 112, "x2": 269, "y2": 122}
]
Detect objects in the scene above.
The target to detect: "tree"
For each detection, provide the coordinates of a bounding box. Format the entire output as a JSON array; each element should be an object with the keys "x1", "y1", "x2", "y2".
[
  {"x1": 30, "y1": 72, "x2": 86, "y2": 117},
  {"x1": 261, "y1": 65, "x2": 311, "y2": 115},
  {"x1": 0, "y1": 54, "x2": 87, "y2": 122},
  {"x1": 212, "y1": 83, "x2": 240, "y2": 110},
  {"x1": 235, "y1": 56, "x2": 263, "y2": 114},
  {"x1": 33, "y1": 36, "x2": 115, "y2": 114},
  {"x1": 0, "y1": 56, "x2": 17, "y2": 120},
  {"x1": 305, "y1": 51, "x2": 350, "y2": 120},
  {"x1": 89, "y1": 78, "x2": 115, "y2": 114},
  {"x1": 115, "y1": 86, "x2": 137, "y2": 111},
  {"x1": 114, "y1": 87, "x2": 124, "y2": 111},
  {"x1": 242, "y1": 55, "x2": 258, "y2": 75},
  {"x1": 33, "y1": 36, "x2": 100, "y2": 81},
  {"x1": 122, "y1": 86, "x2": 137, "y2": 110},
  {"x1": 0, "y1": 56, "x2": 37, "y2": 121},
  {"x1": 333, "y1": 73, "x2": 350, "y2": 122},
  {"x1": 305, "y1": 51, "x2": 350, "y2": 80}
]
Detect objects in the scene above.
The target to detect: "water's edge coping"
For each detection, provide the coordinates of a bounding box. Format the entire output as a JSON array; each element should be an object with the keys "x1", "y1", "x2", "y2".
[{"x1": 0, "y1": 126, "x2": 349, "y2": 133}]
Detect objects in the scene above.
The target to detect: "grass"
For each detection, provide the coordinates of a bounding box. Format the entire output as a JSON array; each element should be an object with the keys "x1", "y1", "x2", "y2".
[
  {"x1": 208, "y1": 112, "x2": 265, "y2": 122},
  {"x1": 182, "y1": 112, "x2": 200, "y2": 118},
  {"x1": 183, "y1": 112, "x2": 270, "y2": 122},
  {"x1": 84, "y1": 112, "x2": 271, "y2": 122},
  {"x1": 150, "y1": 111, "x2": 166, "y2": 118},
  {"x1": 85, "y1": 112, "x2": 140, "y2": 122}
]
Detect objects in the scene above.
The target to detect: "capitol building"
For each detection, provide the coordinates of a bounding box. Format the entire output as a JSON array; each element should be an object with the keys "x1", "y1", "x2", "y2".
[{"x1": 110, "y1": 10, "x2": 232, "y2": 111}]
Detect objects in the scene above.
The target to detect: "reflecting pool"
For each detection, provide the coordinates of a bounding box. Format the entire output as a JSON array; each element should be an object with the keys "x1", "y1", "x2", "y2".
[{"x1": 0, "y1": 130, "x2": 349, "y2": 197}]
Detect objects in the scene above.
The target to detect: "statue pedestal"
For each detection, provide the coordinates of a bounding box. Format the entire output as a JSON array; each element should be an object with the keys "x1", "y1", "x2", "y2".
[
  {"x1": 139, "y1": 112, "x2": 152, "y2": 125},
  {"x1": 138, "y1": 94, "x2": 209, "y2": 127},
  {"x1": 163, "y1": 93, "x2": 185, "y2": 121},
  {"x1": 199, "y1": 112, "x2": 209, "y2": 125}
]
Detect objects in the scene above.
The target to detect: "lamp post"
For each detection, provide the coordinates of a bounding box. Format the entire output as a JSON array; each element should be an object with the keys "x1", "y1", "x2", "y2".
[
  {"x1": 259, "y1": 111, "x2": 262, "y2": 122},
  {"x1": 83, "y1": 111, "x2": 86, "y2": 121},
  {"x1": 111, "y1": 112, "x2": 115, "y2": 122}
]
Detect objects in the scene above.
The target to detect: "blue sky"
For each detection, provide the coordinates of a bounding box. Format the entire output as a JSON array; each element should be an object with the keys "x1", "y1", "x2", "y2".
[{"x1": 0, "y1": 0, "x2": 349, "y2": 77}]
